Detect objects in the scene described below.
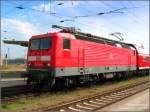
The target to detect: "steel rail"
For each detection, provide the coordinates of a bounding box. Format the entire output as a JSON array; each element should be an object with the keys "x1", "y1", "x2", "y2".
[
  {"x1": 1, "y1": 85, "x2": 32, "y2": 103},
  {"x1": 37, "y1": 80, "x2": 148, "y2": 112}
]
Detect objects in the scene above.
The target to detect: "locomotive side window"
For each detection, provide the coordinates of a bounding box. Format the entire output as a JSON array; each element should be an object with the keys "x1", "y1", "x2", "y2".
[
  {"x1": 63, "y1": 38, "x2": 70, "y2": 49},
  {"x1": 30, "y1": 39, "x2": 40, "y2": 50}
]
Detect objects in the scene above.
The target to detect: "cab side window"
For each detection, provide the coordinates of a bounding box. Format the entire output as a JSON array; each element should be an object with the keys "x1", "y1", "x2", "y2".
[{"x1": 63, "y1": 38, "x2": 70, "y2": 49}]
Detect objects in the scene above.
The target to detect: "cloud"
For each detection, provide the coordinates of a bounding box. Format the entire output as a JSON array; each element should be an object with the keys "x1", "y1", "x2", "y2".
[
  {"x1": 1, "y1": 18, "x2": 42, "y2": 59},
  {"x1": 32, "y1": 1, "x2": 81, "y2": 17},
  {"x1": 1, "y1": 18, "x2": 41, "y2": 39},
  {"x1": 32, "y1": 3, "x2": 55, "y2": 13},
  {"x1": 76, "y1": 17, "x2": 112, "y2": 37}
]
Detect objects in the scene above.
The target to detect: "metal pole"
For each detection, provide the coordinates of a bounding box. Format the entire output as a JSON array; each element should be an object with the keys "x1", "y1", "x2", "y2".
[
  {"x1": 8, "y1": 48, "x2": 10, "y2": 64},
  {"x1": 0, "y1": 0, "x2": 2, "y2": 105},
  {"x1": 0, "y1": 0, "x2": 2, "y2": 104},
  {"x1": 0, "y1": 32, "x2": 2, "y2": 66}
]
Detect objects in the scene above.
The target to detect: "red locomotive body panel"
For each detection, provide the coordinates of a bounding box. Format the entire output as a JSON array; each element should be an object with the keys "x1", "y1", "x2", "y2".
[
  {"x1": 55, "y1": 35, "x2": 137, "y2": 67},
  {"x1": 138, "y1": 54, "x2": 150, "y2": 69}
]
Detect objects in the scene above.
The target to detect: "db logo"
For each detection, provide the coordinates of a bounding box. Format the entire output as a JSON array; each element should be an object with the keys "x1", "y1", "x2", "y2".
[{"x1": 109, "y1": 54, "x2": 113, "y2": 59}]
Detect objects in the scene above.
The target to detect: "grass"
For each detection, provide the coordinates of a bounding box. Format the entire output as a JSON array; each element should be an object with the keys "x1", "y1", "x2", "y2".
[{"x1": 0, "y1": 75, "x2": 149, "y2": 112}]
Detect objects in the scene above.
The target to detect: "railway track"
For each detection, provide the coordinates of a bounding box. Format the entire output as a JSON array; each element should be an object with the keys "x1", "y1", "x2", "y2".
[
  {"x1": 1, "y1": 85, "x2": 32, "y2": 103},
  {"x1": 35, "y1": 80, "x2": 149, "y2": 112}
]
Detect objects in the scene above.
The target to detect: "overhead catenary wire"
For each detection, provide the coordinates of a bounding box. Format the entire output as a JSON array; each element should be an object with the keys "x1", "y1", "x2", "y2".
[
  {"x1": 61, "y1": 1, "x2": 147, "y2": 38},
  {"x1": 7, "y1": 1, "x2": 147, "y2": 39},
  {"x1": 3, "y1": 1, "x2": 148, "y2": 22},
  {"x1": 2, "y1": 2, "x2": 106, "y2": 32},
  {"x1": 100, "y1": 1, "x2": 147, "y2": 49},
  {"x1": 2, "y1": 1, "x2": 148, "y2": 41},
  {"x1": 2, "y1": 1, "x2": 30, "y2": 16},
  {"x1": 119, "y1": 1, "x2": 143, "y2": 25},
  {"x1": 127, "y1": 1, "x2": 145, "y2": 24},
  {"x1": 103, "y1": 1, "x2": 146, "y2": 25},
  {"x1": 100, "y1": 1, "x2": 145, "y2": 33},
  {"x1": 2, "y1": 1, "x2": 146, "y2": 35},
  {"x1": 3, "y1": 2, "x2": 103, "y2": 37}
]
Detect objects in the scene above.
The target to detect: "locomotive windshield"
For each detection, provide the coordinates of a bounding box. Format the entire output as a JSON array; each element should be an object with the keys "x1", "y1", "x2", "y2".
[{"x1": 30, "y1": 37, "x2": 51, "y2": 50}]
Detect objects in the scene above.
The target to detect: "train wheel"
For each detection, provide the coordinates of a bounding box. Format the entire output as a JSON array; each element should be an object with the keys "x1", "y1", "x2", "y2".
[
  {"x1": 98, "y1": 73, "x2": 105, "y2": 83},
  {"x1": 73, "y1": 76, "x2": 80, "y2": 87},
  {"x1": 64, "y1": 78, "x2": 70, "y2": 88},
  {"x1": 54, "y1": 78, "x2": 64, "y2": 91}
]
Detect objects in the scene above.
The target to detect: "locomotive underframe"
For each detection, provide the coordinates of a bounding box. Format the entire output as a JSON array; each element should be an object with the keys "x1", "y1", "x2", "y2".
[
  {"x1": 26, "y1": 66, "x2": 137, "y2": 84},
  {"x1": 26, "y1": 66, "x2": 148, "y2": 89},
  {"x1": 54, "y1": 66, "x2": 137, "y2": 77},
  {"x1": 26, "y1": 68, "x2": 54, "y2": 85}
]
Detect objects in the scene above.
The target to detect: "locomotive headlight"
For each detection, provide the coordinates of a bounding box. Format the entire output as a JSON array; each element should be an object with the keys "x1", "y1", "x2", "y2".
[{"x1": 47, "y1": 63, "x2": 50, "y2": 67}]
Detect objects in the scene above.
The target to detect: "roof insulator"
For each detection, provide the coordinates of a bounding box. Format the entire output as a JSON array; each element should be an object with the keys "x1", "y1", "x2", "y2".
[
  {"x1": 16, "y1": 6, "x2": 24, "y2": 9},
  {"x1": 97, "y1": 12, "x2": 105, "y2": 15},
  {"x1": 60, "y1": 20, "x2": 64, "y2": 23},
  {"x1": 57, "y1": 3, "x2": 64, "y2": 5}
]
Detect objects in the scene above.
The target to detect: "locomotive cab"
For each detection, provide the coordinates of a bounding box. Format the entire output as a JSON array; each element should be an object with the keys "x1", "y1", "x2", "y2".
[
  {"x1": 28, "y1": 37, "x2": 52, "y2": 68},
  {"x1": 27, "y1": 33, "x2": 55, "y2": 85},
  {"x1": 26, "y1": 32, "x2": 76, "y2": 87}
]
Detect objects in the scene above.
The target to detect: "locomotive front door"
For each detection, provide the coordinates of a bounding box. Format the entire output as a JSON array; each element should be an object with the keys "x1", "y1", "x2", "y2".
[
  {"x1": 78, "y1": 47, "x2": 85, "y2": 74},
  {"x1": 128, "y1": 54, "x2": 131, "y2": 70}
]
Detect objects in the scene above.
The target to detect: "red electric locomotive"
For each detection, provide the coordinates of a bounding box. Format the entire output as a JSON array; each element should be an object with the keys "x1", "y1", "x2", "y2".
[{"x1": 26, "y1": 25, "x2": 149, "y2": 87}]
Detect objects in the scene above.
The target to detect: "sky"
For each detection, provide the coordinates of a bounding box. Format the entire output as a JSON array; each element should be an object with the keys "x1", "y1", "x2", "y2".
[{"x1": 1, "y1": 0, "x2": 149, "y2": 59}]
